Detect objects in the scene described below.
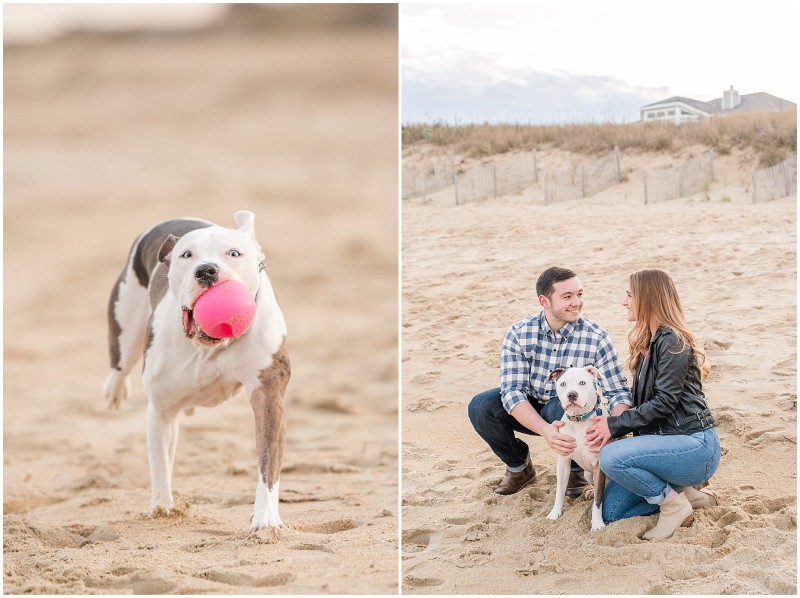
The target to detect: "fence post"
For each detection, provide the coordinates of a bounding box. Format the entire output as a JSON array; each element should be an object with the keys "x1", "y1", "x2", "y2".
[
  {"x1": 709, "y1": 151, "x2": 715, "y2": 181},
  {"x1": 614, "y1": 146, "x2": 621, "y2": 181},
  {"x1": 451, "y1": 153, "x2": 459, "y2": 205},
  {"x1": 643, "y1": 175, "x2": 648, "y2": 205},
  {"x1": 784, "y1": 159, "x2": 791, "y2": 196},
  {"x1": 579, "y1": 164, "x2": 586, "y2": 197},
  {"x1": 543, "y1": 173, "x2": 549, "y2": 205},
  {"x1": 751, "y1": 172, "x2": 756, "y2": 203},
  {"x1": 492, "y1": 164, "x2": 497, "y2": 198},
  {"x1": 532, "y1": 149, "x2": 538, "y2": 183},
  {"x1": 679, "y1": 164, "x2": 685, "y2": 198}
]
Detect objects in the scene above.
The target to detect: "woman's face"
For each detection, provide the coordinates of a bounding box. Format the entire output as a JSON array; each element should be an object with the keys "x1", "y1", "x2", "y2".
[{"x1": 622, "y1": 284, "x2": 637, "y2": 322}]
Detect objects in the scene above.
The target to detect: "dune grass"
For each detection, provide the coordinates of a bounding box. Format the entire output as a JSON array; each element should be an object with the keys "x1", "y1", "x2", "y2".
[{"x1": 403, "y1": 110, "x2": 797, "y2": 167}]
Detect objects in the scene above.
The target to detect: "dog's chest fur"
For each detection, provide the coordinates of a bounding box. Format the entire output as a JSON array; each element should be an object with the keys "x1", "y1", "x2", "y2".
[{"x1": 562, "y1": 418, "x2": 600, "y2": 473}]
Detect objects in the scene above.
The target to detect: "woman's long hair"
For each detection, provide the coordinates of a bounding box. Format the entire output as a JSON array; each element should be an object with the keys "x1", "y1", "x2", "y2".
[{"x1": 627, "y1": 269, "x2": 709, "y2": 379}]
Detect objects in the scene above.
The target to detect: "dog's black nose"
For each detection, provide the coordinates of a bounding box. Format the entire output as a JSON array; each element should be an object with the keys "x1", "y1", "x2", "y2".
[
  {"x1": 567, "y1": 391, "x2": 578, "y2": 401},
  {"x1": 194, "y1": 263, "x2": 219, "y2": 287}
]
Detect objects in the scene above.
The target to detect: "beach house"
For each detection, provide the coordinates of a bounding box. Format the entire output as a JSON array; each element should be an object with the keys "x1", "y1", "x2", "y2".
[{"x1": 640, "y1": 86, "x2": 796, "y2": 124}]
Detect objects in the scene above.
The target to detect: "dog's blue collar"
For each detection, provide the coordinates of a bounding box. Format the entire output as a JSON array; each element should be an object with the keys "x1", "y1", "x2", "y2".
[{"x1": 565, "y1": 400, "x2": 602, "y2": 422}]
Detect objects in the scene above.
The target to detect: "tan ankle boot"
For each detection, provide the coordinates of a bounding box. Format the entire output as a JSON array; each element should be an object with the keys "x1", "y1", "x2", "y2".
[
  {"x1": 682, "y1": 485, "x2": 717, "y2": 508},
  {"x1": 642, "y1": 491, "x2": 694, "y2": 540}
]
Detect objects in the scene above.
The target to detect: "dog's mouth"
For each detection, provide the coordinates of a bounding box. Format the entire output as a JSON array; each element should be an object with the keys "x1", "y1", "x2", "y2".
[
  {"x1": 182, "y1": 306, "x2": 225, "y2": 345},
  {"x1": 565, "y1": 398, "x2": 590, "y2": 414}
]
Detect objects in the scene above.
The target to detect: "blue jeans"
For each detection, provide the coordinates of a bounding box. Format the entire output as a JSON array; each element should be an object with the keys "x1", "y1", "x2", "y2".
[
  {"x1": 599, "y1": 427, "x2": 721, "y2": 523},
  {"x1": 467, "y1": 387, "x2": 566, "y2": 471}
]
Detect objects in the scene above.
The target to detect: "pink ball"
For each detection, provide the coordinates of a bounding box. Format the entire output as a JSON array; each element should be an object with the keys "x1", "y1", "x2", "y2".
[{"x1": 193, "y1": 280, "x2": 256, "y2": 339}]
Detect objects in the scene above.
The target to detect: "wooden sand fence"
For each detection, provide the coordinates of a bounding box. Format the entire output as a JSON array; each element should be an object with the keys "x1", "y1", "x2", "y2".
[
  {"x1": 454, "y1": 150, "x2": 538, "y2": 205},
  {"x1": 543, "y1": 147, "x2": 622, "y2": 204},
  {"x1": 402, "y1": 154, "x2": 455, "y2": 200},
  {"x1": 751, "y1": 157, "x2": 797, "y2": 203},
  {"x1": 643, "y1": 152, "x2": 715, "y2": 204}
]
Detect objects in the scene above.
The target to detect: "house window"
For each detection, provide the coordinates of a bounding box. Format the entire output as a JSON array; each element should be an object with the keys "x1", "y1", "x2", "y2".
[
  {"x1": 681, "y1": 110, "x2": 692, "y2": 115},
  {"x1": 667, "y1": 110, "x2": 675, "y2": 115},
  {"x1": 647, "y1": 113, "x2": 656, "y2": 119},
  {"x1": 657, "y1": 111, "x2": 665, "y2": 117}
]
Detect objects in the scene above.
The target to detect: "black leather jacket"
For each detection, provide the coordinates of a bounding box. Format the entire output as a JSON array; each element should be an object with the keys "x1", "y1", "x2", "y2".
[{"x1": 608, "y1": 326, "x2": 715, "y2": 438}]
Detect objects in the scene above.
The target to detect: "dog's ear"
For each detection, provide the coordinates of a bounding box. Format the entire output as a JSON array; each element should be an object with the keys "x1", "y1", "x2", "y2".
[
  {"x1": 158, "y1": 234, "x2": 178, "y2": 269},
  {"x1": 585, "y1": 366, "x2": 602, "y2": 379},
  {"x1": 549, "y1": 368, "x2": 566, "y2": 382},
  {"x1": 234, "y1": 210, "x2": 266, "y2": 267},
  {"x1": 234, "y1": 210, "x2": 257, "y2": 242}
]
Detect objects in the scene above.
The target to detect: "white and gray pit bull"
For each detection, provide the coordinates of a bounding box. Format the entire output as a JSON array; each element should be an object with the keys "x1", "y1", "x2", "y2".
[
  {"x1": 546, "y1": 366, "x2": 607, "y2": 531},
  {"x1": 102, "y1": 211, "x2": 289, "y2": 532}
]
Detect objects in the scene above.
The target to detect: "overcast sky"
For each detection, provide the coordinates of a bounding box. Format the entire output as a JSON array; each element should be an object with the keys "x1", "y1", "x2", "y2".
[{"x1": 401, "y1": 1, "x2": 799, "y2": 124}]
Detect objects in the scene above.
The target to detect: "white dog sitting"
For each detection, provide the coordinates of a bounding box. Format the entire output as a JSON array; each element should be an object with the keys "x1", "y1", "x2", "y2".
[{"x1": 546, "y1": 366, "x2": 607, "y2": 531}]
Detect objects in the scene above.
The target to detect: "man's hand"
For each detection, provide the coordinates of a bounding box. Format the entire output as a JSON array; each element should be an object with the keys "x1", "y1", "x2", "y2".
[
  {"x1": 542, "y1": 420, "x2": 577, "y2": 457},
  {"x1": 585, "y1": 415, "x2": 612, "y2": 453}
]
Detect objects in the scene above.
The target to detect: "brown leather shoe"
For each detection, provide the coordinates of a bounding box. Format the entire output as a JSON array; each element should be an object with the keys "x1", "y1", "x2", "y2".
[
  {"x1": 495, "y1": 462, "x2": 535, "y2": 495},
  {"x1": 565, "y1": 465, "x2": 588, "y2": 499}
]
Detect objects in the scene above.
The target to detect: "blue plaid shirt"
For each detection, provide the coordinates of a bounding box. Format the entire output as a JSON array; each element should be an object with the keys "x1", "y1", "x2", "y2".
[{"x1": 500, "y1": 312, "x2": 632, "y2": 414}]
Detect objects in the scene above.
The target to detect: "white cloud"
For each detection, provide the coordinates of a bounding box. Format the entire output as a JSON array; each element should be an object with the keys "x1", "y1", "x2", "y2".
[{"x1": 402, "y1": 1, "x2": 799, "y2": 122}]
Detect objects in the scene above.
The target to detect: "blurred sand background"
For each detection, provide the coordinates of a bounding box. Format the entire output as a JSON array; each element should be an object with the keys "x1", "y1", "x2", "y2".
[
  {"x1": 401, "y1": 146, "x2": 796, "y2": 594},
  {"x1": 4, "y1": 4, "x2": 398, "y2": 594}
]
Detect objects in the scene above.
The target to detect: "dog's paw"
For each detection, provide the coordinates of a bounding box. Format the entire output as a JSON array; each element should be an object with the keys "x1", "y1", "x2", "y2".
[
  {"x1": 546, "y1": 509, "x2": 562, "y2": 521},
  {"x1": 590, "y1": 505, "x2": 605, "y2": 531},
  {"x1": 249, "y1": 515, "x2": 286, "y2": 534},
  {"x1": 150, "y1": 502, "x2": 188, "y2": 519},
  {"x1": 102, "y1": 372, "x2": 130, "y2": 410}
]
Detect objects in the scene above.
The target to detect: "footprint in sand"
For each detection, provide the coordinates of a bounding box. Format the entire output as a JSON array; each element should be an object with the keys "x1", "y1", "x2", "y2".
[
  {"x1": 771, "y1": 354, "x2": 797, "y2": 377},
  {"x1": 411, "y1": 371, "x2": 442, "y2": 385},
  {"x1": 28, "y1": 524, "x2": 118, "y2": 548},
  {"x1": 124, "y1": 571, "x2": 177, "y2": 595},
  {"x1": 291, "y1": 518, "x2": 359, "y2": 534},
  {"x1": 404, "y1": 576, "x2": 444, "y2": 590},
  {"x1": 407, "y1": 398, "x2": 456, "y2": 412},
  {"x1": 402, "y1": 528, "x2": 433, "y2": 553},
  {"x1": 745, "y1": 427, "x2": 797, "y2": 446},
  {"x1": 196, "y1": 569, "x2": 295, "y2": 588}
]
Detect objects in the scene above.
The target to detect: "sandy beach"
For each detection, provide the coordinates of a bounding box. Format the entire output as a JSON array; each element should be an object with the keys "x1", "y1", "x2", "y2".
[
  {"x1": 3, "y1": 7, "x2": 398, "y2": 594},
  {"x1": 401, "y1": 146, "x2": 797, "y2": 594}
]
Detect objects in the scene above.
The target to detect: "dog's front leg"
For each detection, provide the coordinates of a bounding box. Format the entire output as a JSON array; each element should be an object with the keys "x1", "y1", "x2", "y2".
[
  {"x1": 147, "y1": 402, "x2": 179, "y2": 512},
  {"x1": 249, "y1": 387, "x2": 286, "y2": 532},
  {"x1": 590, "y1": 463, "x2": 607, "y2": 531},
  {"x1": 547, "y1": 454, "x2": 572, "y2": 520},
  {"x1": 248, "y1": 345, "x2": 290, "y2": 533}
]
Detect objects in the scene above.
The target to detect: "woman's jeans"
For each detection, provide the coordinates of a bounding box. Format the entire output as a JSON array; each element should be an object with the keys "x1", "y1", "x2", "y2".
[
  {"x1": 599, "y1": 427, "x2": 721, "y2": 523},
  {"x1": 467, "y1": 387, "x2": 565, "y2": 471}
]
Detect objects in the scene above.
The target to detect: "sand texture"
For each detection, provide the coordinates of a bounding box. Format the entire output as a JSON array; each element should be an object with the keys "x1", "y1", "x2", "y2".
[
  {"x1": 401, "y1": 146, "x2": 797, "y2": 594},
  {"x1": 4, "y1": 15, "x2": 398, "y2": 595}
]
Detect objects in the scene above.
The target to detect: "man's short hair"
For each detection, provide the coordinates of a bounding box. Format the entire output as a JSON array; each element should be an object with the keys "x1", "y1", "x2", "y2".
[{"x1": 536, "y1": 267, "x2": 577, "y2": 298}]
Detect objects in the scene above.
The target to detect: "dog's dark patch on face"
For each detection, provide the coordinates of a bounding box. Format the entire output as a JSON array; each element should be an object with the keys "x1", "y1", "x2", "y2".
[
  {"x1": 131, "y1": 219, "x2": 213, "y2": 288},
  {"x1": 251, "y1": 341, "x2": 290, "y2": 488}
]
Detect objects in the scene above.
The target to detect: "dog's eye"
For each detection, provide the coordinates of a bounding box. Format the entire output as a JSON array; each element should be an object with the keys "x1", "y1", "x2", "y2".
[
  {"x1": 559, "y1": 381, "x2": 566, "y2": 386},
  {"x1": 180, "y1": 250, "x2": 192, "y2": 258},
  {"x1": 579, "y1": 380, "x2": 586, "y2": 385},
  {"x1": 228, "y1": 249, "x2": 242, "y2": 257}
]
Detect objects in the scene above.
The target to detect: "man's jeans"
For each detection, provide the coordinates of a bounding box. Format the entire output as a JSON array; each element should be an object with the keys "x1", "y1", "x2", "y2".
[
  {"x1": 600, "y1": 427, "x2": 721, "y2": 523},
  {"x1": 468, "y1": 387, "x2": 566, "y2": 472}
]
